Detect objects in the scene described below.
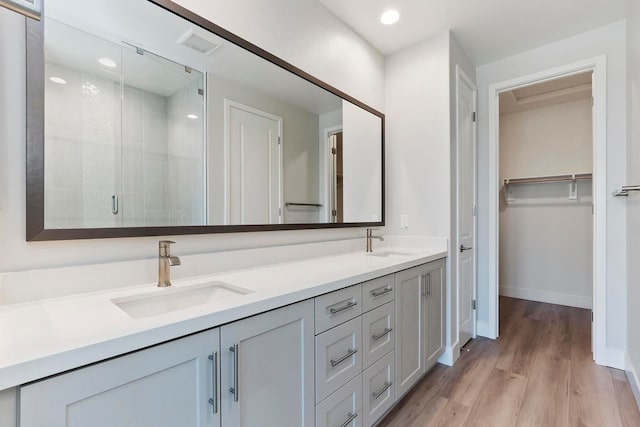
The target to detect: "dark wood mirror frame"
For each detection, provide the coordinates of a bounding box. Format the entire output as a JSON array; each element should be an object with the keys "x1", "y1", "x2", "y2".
[{"x1": 25, "y1": 0, "x2": 385, "y2": 241}]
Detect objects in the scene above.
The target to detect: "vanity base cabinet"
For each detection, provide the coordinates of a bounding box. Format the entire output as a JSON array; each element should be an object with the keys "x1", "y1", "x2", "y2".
[
  {"x1": 394, "y1": 265, "x2": 427, "y2": 399},
  {"x1": 362, "y1": 350, "x2": 395, "y2": 427},
  {"x1": 220, "y1": 299, "x2": 314, "y2": 427},
  {"x1": 394, "y1": 258, "x2": 446, "y2": 400},
  {"x1": 315, "y1": 375, "x2": 363, "y2": 427},
  {"x1": 19, "y1": 328, "x2": 221, "y2": 427},
  {"x1": 425, "y1": 259, "x2": 445, "y2": 371}
]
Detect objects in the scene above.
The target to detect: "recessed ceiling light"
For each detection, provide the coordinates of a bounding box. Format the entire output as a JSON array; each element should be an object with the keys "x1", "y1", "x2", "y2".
[
  {"x1": 187, "y1": 114, "x2": 198, "y2": 119},
  {"x1": 380, "y1": 10, "x2": 400, "y2": 25},
  {"x1": 49, "y1": 76, "x2": 67, "y2": 85},
  {"x1": 98, "y1": 57, "x2": 117, "y2": 68}
]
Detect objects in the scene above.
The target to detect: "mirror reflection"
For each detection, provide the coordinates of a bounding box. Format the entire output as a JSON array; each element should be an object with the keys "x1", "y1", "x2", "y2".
[{"x1": 42, "y1": 0, "x2": 382, "y2": 230}]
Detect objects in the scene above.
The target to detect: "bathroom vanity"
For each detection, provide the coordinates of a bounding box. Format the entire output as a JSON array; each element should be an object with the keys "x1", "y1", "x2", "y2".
[{"x1": 1, "y1": 243, "x2": 446, "y2": 427}]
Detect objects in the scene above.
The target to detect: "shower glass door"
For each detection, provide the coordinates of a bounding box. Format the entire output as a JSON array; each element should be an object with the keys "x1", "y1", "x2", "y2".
[{"x1": 44, "y1": 17, "x2": 206, "y2": 229}]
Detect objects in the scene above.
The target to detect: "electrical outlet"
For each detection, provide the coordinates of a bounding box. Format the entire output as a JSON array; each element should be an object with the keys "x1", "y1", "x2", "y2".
[{"x1": 400, "y1": 214, "x2": 409, "y2": 229}]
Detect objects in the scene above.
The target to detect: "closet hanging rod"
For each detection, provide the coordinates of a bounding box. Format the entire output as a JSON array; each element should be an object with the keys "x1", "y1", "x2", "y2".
[{"x1": 503, "y1": 173, "x2": 592, "y2": 186}]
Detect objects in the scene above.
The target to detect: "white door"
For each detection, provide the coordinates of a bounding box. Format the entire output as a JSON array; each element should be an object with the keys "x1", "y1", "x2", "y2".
[
  {"x1": 457, "y1": 67, "x2": 477, "y2": 347},
  {"x1": 227, "y1": 101, "x2": 282, "y2": 225},
  {"x1": 220, "y1": 300, "x2": 314, "y2": 427},
  {"x1": 20, "y1": 329, "x2": 221, "y2": 427}
]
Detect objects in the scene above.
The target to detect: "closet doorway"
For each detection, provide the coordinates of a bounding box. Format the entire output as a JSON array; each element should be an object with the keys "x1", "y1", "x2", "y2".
[
  {"x1": 498, "y1": 72, "x2": 594, "y2": 338},
  {"x1": 488, "y1": 56, "x2": 608, "y2": 365}
]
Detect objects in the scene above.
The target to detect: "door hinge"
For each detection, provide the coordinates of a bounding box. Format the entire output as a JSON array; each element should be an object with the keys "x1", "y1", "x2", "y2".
[
  {"x1": 472, "y1": 300, "x2": 477, "y2": 310},
  {"x1": 278, "y1": 136, "x2": 281, "y2": 145},
  {"x1": 592, "y1": 311, "x2": 594, "y2": 322},
  {"x1": 592, "y1": 97, "x2": 594, "y2": 107},
  {"x1": 332, "y1": 209, "x2": 337, "y2": 217},
  {"x1": 472, "y1": 112, "x2": 477, "y2": 122},
  {"x1": 279, "y1": 208, "x2": 282, "y2": 217},
  {"x1": 198, "y1": 88, "x2": 204, "y2": 96},
  {"x1": 331, "y1": 147, "x2": 336, "y2": 155},
  {"x1": 472, "y1": 205, "x2": 477, "y2": 216}
]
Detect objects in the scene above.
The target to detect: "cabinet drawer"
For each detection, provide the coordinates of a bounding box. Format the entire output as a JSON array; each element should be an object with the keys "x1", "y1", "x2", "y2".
[
  {"x1": 316, "y1": 316, "x2": 363, "y2": 402},
  {"x1": 315, "y1": 284, "x2": 363, "y2": 334},
  {"x1": 362, "y1": 351, "x2": 395, "y2": 427},
  {"x1": 316, "y1": 375, "x2": 362, "y2": 427},
  {"x1": 362, "y1": 302, "x2": 395, "y2": 369},
  {"x1": 362, "y1": 275, "x2": 394, "y2": 313}
]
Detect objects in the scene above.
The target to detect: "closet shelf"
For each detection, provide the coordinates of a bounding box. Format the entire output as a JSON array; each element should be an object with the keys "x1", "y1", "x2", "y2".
[
  {"x1": 613, "y1": 185, "x2": 640, "y2": 197},
  {"x1": 503, "y1": 173, "x2": 592, "y2": 203},
  {"x1": 503, "y1": 172, "x2": 592, "y2": 186}
]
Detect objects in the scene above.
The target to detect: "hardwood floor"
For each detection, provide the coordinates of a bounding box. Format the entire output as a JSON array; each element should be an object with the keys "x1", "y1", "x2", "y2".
[{"x1": 378, "y1": 297, "x2": 640, "y2": 427}]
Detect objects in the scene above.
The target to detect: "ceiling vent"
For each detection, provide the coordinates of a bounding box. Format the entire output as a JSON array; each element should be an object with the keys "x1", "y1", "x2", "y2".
[{"x1": 177, "y1": 29, "x2": 220, "y2": 55}]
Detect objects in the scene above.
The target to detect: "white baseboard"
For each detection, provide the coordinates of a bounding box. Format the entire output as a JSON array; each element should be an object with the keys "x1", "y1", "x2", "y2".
[
  {"x1": 605, "y1": 349, "x2": 625, "y2": 370},
  {"x1": 499, "y1": 286, "x2": 592, "y2": 309},
  {"x1": 477, "y1": 321, "x2": 491, "y2": 338},
  {"x1": 626, "y1": 353, "x2": 640, "y2": 411},
  {"x1": 438, "y1": 342, "x2": 459, "y2": 366}
]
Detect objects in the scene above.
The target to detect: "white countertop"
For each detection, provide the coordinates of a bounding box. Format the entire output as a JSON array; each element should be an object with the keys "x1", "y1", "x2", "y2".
[{"x1": 0, "y1": 246, "x2": 446, "y2": 390}]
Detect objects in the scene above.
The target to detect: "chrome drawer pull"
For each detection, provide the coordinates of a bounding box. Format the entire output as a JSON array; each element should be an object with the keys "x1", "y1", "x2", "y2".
[
  {"x1": 340, "y1": 412, "x2": 358, "y2": 427},
  {"x1": 330, "y1": 348, "x2": 358, "y2": 367},
  {"x1": 372, "y1": 327, "x2": 393, "y2": 341},
  {"x1": 372, "y1": 381, "x2": 392, "y2": 399},
  {"x1": 329, "y1": 301, "x2": 357, "y2": 315},
  {"x1": 370, "y1": 286, "x2": 392, "y2": 297},
  {"x1": 207, "y1": 351, "x2": 218, "y2": 413}
]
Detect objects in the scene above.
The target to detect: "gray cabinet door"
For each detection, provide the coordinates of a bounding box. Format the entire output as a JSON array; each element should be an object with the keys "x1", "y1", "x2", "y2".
[
  {"x1": 394, "y1": 264, "x2": 427, "y2": 398},
  {"x1": 425, "y1": 259, "x2": 446, "y2": 370},
  {"x1": 20, "y1": 329, "x2": 220, "y2": 427},
  {"x1": 220, "y1": 299, "x2": 314, "y2": 427}
]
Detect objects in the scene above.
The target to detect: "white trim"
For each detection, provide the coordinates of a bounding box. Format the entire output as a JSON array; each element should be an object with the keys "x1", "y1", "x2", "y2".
[
  {"x1": 499, "y1": 286, "x2": 592, "y2": 309},
  {"x1": 476, "y1": 321, "x2": 490, "y2": 338},
  {"x1": 626, "y1": 353, "x2": 640, "y2": 411},
  {"x1": 224, "y1": 99, "x2": 284, "y2": 225},
  {"x1": 605, "y1": 349, "x2": 625, "y2": 370},
  {"x1": 320, "y1": 125, "x2": 343, "y2": 222},
  {"x1": 455, "y1": 65, "x2": 478, "y2": 347},
  {"x1": 438, "y1": 342, "x2": 459, "y2": 367},
  {"x1": 487, "y1": 56, "x2": 607, "y2": 361}
]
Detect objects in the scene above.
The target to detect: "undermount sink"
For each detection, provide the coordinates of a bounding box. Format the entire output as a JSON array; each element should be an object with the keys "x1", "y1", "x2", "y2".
[
  {"x1": 112, "y1": 281, "x2": 253, "y2": 319},
  {"x1": 366, "y1": 250, "x2": 417, "y2": 257}
]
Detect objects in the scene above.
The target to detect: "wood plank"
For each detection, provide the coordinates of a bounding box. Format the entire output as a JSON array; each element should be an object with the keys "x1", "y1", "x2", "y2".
[
  {"x1": 464, "y1": 368, "x2": 528, "y2": 427},
  {"x1": 432, "y1": 399, "x2": 471, "y2": 427},
  {"x1": 516, "y1": 353, "x2": 569, "y2": 427},
  {"x1": 611, "y1": 375, "x2": 640, "y2": 427},
  {"x1": 378, "y1": 298, "x2": 637, "y2": 427}
]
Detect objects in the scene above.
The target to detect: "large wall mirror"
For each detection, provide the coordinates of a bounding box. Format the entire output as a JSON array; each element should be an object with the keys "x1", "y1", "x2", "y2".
[{"x1": 26, "y1": 0, "x2": 384, "y2": 240}]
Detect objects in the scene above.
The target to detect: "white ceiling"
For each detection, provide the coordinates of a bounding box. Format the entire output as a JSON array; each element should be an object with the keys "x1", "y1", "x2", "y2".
[
  {"x1": 317, "y1": 0, "x2": 629, "y2": 64},
  {"x1": 499, "y1": 71, "x2": 592, "y2": 115}
]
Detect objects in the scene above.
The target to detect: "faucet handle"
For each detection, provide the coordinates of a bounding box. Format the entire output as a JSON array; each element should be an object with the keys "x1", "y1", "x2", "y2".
[{"x1": 159, "y1": 240, "x2": 175, "y2": 256}]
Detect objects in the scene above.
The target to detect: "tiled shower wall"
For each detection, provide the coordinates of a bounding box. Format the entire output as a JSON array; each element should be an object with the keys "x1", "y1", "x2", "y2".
[{"x1": 45, "y1": 64, "x2": 204, "y2": 228}]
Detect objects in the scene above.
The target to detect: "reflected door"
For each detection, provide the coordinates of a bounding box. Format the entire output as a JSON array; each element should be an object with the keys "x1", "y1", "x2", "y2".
[
  {"x1": 227, "y1": 102, "x2": 282, "y2": 225},
  {"x1": 329, "y1": 132, "x2": 344, "y2": 223}
]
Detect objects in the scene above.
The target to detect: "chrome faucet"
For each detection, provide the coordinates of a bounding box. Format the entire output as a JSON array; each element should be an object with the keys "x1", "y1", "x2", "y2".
[
  {"x1": 158, "y1": 240, "x2": 181, "y2": 287},
  {"x1": 366, "y1": 228, "x2": 384, "y2": 253}
]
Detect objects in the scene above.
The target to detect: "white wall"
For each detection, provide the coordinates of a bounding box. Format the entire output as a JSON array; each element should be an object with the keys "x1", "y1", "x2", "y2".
[
  {"x1": 385, "y1": 32, "x2": 451, "y2": 238},
  {"x1": 626, "y1": 0, "x2": 640, "y2": 404},
  {"x1": 499, "y1": 99, "x2": 593, "y2": 308},
  {"x1": 385, "y1": 31, "x2": 473, "y2": 364},
  {"x1": 207, "y1": 74, "x2": 321, "y2": 225},
  {"x1": 476, "y1": 21, "x2": 628, "y2": 362},
  {"x1": 342, "y1": 100, "x2": 382, "y2": 222},
  {"x1": 0, "y1": 0, "x2": 384, "y2": 274}
]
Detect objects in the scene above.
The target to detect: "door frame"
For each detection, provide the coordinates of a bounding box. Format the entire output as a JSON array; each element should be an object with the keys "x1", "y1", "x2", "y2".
[
  {"x1": 223, "y1": 99, "x2": 284, "y2": 225},
  {"x1": 455, "y1": 65, "x2": 478, "y2": 349},
  {"x1": 320, "y1": 125, "x2": 343, "y2": 222},
  {"x1": 486, "y1": 56, "x2": 606, "y2": 364}
]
